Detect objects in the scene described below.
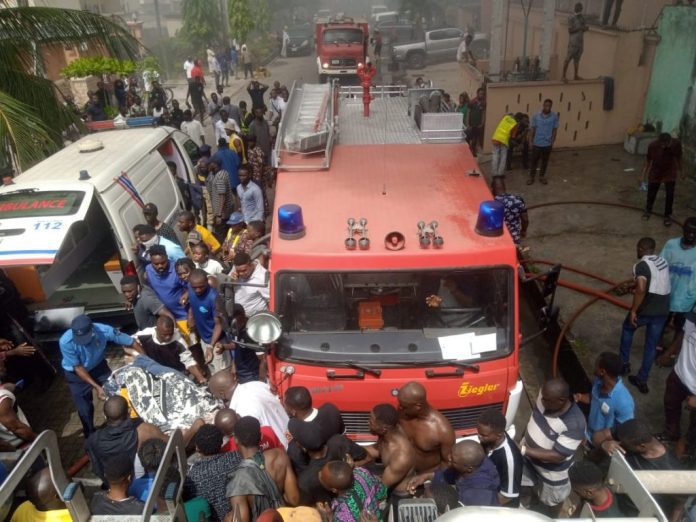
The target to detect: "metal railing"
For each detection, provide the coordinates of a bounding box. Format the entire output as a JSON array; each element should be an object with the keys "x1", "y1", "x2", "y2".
[{"x1": 0, "y1": 429, "x2": 187, "y2": 521}]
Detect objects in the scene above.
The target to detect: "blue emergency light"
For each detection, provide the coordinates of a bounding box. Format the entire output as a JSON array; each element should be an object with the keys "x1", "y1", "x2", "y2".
[
  {"x1": 475, "y1": 200, "x2": 505, "y2": 237},
  {"x1": 278, "y1": 204, "x2": 306, "y2": 240}
]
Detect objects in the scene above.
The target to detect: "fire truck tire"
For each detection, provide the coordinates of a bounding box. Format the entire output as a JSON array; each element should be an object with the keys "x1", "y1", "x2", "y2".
[
  {"x1": 407, "y1": 51, "x2": 426, "y2": 69},
  {"x1": 319, "y1": 73, "x2": 328, "y2": 84}
]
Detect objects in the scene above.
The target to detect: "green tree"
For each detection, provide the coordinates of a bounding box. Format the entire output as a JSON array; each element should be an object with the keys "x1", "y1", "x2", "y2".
[
  {"x1": 399, "y1": 0, "x2": 433, "y2": 22},
  {"x1": 253, "y1": 0, "x2": 271, "y2": 34},
  {"x1": 0, "y1": 6, "x2": 139, "y2": 170},
  {"x1": 229, "y1": 0, "x2": 254, "y2": 44},
  {"x1": 181, "y1": 0, "x2": 223, "y2": 55}
]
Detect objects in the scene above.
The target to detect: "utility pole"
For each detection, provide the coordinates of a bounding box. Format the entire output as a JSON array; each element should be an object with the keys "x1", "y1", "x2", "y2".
[
  {"x1": 220, "y1": 0, "x2": 231, "y2": 46},
  {"x1": 153, "y1": 0, "x2": 169, "y2": 79}
]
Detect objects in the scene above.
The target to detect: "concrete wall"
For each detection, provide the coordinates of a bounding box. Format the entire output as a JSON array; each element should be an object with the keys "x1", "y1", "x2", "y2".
[
  {"x1": 477, "y1": 27, "x2": 658, "y2": 153},
  {"x1": 643, "y1": 6, "x2": 696, "y2": 135}
]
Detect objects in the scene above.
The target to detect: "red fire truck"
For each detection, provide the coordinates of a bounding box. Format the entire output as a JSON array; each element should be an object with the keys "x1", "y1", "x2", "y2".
[
  {"x1": 315, "y1": 15, "x2": 369, "y2": 83},
  {"x1": 267, "y1": 83, "x2": 523, "y2": 441}
]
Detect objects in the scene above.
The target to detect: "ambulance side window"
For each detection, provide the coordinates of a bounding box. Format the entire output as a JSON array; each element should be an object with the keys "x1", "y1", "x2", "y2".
[{"x1": 182, "y1": 139, "x2": 200, "y2": 166}]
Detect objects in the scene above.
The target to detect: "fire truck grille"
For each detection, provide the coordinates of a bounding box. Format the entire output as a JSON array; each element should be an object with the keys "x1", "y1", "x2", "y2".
[
  {"x1": 330, "y1": 58, "x2": 357, "y2": 67},
  {"x1": 341, "y1": 403, "x2": 505, "y2": 434}
]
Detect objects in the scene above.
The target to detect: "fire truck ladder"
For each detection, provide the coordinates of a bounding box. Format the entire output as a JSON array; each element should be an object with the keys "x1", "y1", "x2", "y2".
[
  {"x1": 274, "y1": 81, "x2": 336, "y2": 171},
  {"x1": 0, "y1": 429, "x2": 188, "y2": 521}
]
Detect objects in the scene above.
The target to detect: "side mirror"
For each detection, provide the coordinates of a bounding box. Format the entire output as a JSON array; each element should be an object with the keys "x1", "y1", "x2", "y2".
[{"x1": 247, "y1": 311, "x2": 283, "y2": 345}]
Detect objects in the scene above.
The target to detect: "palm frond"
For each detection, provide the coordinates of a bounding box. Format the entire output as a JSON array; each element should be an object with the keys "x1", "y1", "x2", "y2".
[
  {"x1": 0, "y1": 64, "x2": 78, "y2": 143},
  {"x1": 0, "y1": 90, "x2": 60, "y2": 169},
  {"x1": 0, "y1": 7, "x2": 140, "y2": 65}
]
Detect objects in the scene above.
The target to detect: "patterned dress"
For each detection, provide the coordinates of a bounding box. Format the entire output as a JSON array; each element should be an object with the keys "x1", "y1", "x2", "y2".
[
  {"x1": 248, "y1": 145, "x2": 269, "y2": 215},
  {"x1": 330, "y1": 467, "x2": 387, "y2": 522},
  {"x1": 494, "y1": 192, "x2": 527, "y2": 244}
]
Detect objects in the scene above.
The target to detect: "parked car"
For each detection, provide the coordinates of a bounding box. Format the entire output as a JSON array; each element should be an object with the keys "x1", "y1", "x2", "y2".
[
  {"x1": 313, "y1": 9, "x2": 332, "y2": 22},
  {"x1": 375, "y1": 21, "x2": 422, "y2": 46},
  {"x1": 370, "y1": 5, "x2": 389, "y2": 19},
  {"x1": 392, "y1": 27, "x2": 464, "y2": 69},
  {"x1": 286, "y1": 25, "x2": 313, "y2": 56}
]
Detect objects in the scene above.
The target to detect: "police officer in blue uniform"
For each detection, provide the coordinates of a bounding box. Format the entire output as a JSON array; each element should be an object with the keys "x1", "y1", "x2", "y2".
[{"x1": 59, "y1": 314, "x2": 142, "y2": 437}]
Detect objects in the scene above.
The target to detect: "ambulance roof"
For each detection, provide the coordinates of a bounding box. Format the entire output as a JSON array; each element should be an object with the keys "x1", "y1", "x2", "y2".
[
  {"x1": 9, "y1": 127, "x2": 175, "y2": 193},
  {"x1": 271, "y1": 143, "x2": 517, "y2": 271}
]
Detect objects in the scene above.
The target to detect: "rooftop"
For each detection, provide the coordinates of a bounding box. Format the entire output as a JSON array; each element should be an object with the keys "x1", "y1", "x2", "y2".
[
  {"x1": 271, "y1": 143, "x2": 516, "y2": 270},
  {"x1": 11, "y1": 127, "x2": 174, "y2": 193}
]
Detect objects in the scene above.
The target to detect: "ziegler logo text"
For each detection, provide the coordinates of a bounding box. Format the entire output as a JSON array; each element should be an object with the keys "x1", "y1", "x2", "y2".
[{"x1": 458, "y1": 382, "x2": 500, "y2": 397}]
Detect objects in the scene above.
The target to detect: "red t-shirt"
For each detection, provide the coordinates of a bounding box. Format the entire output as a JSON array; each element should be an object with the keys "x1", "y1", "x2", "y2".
[{"x1": 222, "y1": 426, "x2": 282, "y2": 452}]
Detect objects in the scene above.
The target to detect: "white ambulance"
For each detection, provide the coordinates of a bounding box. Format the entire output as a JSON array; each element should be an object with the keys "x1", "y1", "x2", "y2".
[{"x1": 0, "y1": 127, "x2": 202, "y2": 336}]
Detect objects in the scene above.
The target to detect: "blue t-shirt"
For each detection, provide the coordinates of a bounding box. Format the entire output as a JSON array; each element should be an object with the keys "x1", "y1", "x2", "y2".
[
  {"x1": 587, "y1": 377, "x2": 634, "y2": 439},
  {"x1": 129, "y1": 474, "x2": 155, "y2": 502},
  {"x1": 531, "y1": 111, "x2": 559, "y2": 147},
  {"x1": 146, "y1": 262, "x2": 188, "y2": 320},
  {"x1": 211, "y1": 146, "x2": 240, "y2": 189},
  {"x1": 660, "y1": 238, "x2": 696, "y2": 312},
  {"x1": 188, "y1": 284, "x2": 218, "y2": 343},
  {"x1": 59, "y1": 323, "x2": 133, "y2": 372}
]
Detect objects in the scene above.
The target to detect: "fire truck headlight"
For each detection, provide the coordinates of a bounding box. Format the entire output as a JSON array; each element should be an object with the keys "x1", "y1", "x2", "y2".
[
  {"x1": 475, "y1": 200, "x2": 505, "y2": 237},
  {"x1": 322, "y1": 62, "x2": 329, "y2": 69}
]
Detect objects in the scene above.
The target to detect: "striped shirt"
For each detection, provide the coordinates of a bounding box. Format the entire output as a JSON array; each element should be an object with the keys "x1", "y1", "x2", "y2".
[
  {"x1": 523, "y1": 396, "x2": 585, "y2": 485},
  {"x1": 488, "y1": 434, "x2": 523, "y2": 505}
]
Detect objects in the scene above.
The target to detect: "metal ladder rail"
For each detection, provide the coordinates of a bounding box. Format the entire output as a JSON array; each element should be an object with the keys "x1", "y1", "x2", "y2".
[
  {"x1": 0, "y1": 429, "x2": 188, "y2": 521},
  {"x1": 0, "y1": 430, "x2": 91, "y2": 521}
]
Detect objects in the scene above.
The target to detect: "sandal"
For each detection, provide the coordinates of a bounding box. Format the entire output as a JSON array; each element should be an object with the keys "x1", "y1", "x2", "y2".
[
  {"x1": 663, "y1": 217, "x2": 672, "y2": 227},
  {"x1": 539, "y1": 177, "x2": 548, "y2": 185},
  {"x1": 641, "y1": 212, "x2": 650, "y2": 220},
  {"x1": 526, "y1": 178, "x2": 534, "y2": 185}
]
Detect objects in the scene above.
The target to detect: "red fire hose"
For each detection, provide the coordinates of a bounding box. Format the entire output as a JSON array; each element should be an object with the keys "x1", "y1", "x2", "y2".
[{"x1": 523, "y1": 200, "x2": 680, "y2": 378}]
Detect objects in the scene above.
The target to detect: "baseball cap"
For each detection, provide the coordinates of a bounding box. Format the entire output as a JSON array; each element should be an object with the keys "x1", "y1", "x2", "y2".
[
  {"x1": 71, "y1": 314, "x2": 93, "y2": 344},
  {"x1": 187, "y1": 230, "x2": 203, "y2": 244},
  {"x1": 227, "y1": 211, "x2": 244, "y2": 225},
  {"x1": 223, "y1": 121, "x2": 236, "y2": 133}
]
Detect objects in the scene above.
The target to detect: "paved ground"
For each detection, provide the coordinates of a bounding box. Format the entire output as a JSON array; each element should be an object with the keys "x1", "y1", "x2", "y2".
[{"x1": 14, "y1": 52, "x2": 696, "y2": 471}]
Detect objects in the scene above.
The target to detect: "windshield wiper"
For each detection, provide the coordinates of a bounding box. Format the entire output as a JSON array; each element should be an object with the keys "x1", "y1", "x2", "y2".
[{"x1": 346, "y1": 361, "x2": 382, "y2": 377}]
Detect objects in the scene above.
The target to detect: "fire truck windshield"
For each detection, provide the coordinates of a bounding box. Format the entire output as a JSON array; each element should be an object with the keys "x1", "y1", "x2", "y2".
[
  {"x1": 274, "y1": 267, "x2": 513, "y2": 366},
  {"x1": 322, "y1": 28, "x2": 364, "y2": 45}
]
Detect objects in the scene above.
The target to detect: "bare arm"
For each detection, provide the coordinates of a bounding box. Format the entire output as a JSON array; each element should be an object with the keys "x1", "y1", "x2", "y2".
[
  {"x1": 74, "y1": 365, "x2": 105, "y2": 399},
  {"x1": 630, "y1": 277, "x2": 647, "y2": 325},
  {"x1": 282, "y1": 454, "x2": 301, "y2": 506},
  {"x1": 382, "y1": 451, "x2": 415, "y2": 489},
  {"x1": 0, "y1": 400, "x2": 36, "y2": 442},
  {"x1": 520, "y1": 212, "x2": 529, "y2": 238},
  {"x1": 551, "y1": 127, "x2": 557, "y2": 145},
  {"x1": 439, "y1": 424, "x2": 456, "y2": 467},
  {"x1": 229, "y1": 496, "x2": 251, "y2": 522}
]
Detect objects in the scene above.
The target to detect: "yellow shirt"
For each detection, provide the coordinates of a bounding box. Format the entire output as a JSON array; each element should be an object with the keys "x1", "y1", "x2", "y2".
[
  {"x1": 195, "y1": 224, "x2": 221, "y2": 253},
  {"x1": 11, "y1": 501, "x2": 73, "y2": 522}
]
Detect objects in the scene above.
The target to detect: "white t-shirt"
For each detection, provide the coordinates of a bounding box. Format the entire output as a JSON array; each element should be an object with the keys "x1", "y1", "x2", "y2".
[
  {"x1": 676, "y1": 319, "x2": 696, "y2": 394},
  {"x1": 229, "y1": 381, "x2": 289, "y2": 447},
  {"x1": 456, "y1": 40, "x2": 469, "y2": 62},
  {"x1": 0, "y1": 389, "x2": 29, "y2": 448},
  {"x1": 196, "y1": 258, "x2": 224, "y2": 276},
  {"x1": 234, "y1": 263, "x2": 270, "y2": 316},
  {"x1": 184, "y1": 60, "x2": 194, "y2": 79},
  {"x1": 181, "y1": 120, "x2": 205, "y2": 146},
  {"x1": 215, "y1": 119, "x2": 240, "y2": 144}
]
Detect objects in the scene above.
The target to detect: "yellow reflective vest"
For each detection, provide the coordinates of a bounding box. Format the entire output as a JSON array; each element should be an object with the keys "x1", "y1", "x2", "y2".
[{"x1": 492, "y1": 114, "x2": 517, "y2": 147}]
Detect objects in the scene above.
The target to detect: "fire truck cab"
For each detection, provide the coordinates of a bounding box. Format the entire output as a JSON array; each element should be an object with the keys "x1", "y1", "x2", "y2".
[
  {"x1": 315, "y1": 15, "x2": 369, "y2": 83},
  {"x1": 270, "y1": 83, "x2": 523, "y2": 441}
]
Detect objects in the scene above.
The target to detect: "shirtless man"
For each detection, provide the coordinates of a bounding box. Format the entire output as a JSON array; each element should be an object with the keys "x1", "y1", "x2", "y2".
[
  {"x1": 366, "y1": 403, "x2": 416, "y2": 492},
  {"x1": 398, "y1": 381, "x2": 455, "y2": 473},
  {"x1": 225, "y1": 416, "x2": 299, "y2": 522}
]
